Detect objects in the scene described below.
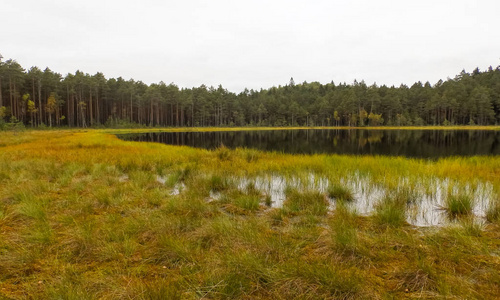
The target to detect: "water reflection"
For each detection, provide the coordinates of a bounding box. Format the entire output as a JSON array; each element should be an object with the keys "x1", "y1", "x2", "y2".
[
  {"x1": 233, "y1": 174, "x2": 494, "y2": 227},
  {"x1": 149, "y1": 171, "x2": 494, "y2": 227},
  {"x1": 118, "y1": 129, "x2": 500, "y2": 158}
]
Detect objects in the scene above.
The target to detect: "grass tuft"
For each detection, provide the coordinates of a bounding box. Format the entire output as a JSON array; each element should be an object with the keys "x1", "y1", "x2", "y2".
[
  {"x1": 129, "y1": 280, "x2": 182, "y2": 300},
  {"x1": 374, "y1": 195, "x2": 406, "y2": 227},
  {"x1": 327, "y1": 184, "x2": 354, "y2": 202},
  {"x1": 245, "y1": 181, "x2": 261, "y2": 196},
  {"x1": 460, "y1": 218, "x2": 484, "y2": 237},
  {"x1": 233, "y1": 195, "x2": 261, "y2": 211},
  {"x1": 215, "y1": 144, "x2": 231, "y2": 161},
  {"x1": 330, "y1": 202, "x2": 358, "y2": 251},
  {"x1": 445, "y1": 194, "x2": 474, "y2": 217},
  {"x1": 486, "y1": 199, "x2": 500, "y2": 223},
  {"x1": 284, "y1": 188, "x2": 328, "y2": 216},
  {"x1": 209, "y1": 175, "x2": 232, "y2": 192}
]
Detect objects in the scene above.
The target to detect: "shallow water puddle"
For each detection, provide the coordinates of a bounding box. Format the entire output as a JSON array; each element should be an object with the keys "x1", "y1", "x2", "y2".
[
  {"x1": 131, "y1": 172, "x2": 495, "y2": 227},
  {"x1": 235, "y1": 174, "x2": 496, "y2": 226},
  {"x1": 157, "y1": 175, "x2": 186, "y2": 195}
]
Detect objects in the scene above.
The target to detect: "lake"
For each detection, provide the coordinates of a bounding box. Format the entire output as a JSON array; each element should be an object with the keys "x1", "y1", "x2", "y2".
[{"x1": 117, "y1": 129, "x2": 500, "y2": 158}]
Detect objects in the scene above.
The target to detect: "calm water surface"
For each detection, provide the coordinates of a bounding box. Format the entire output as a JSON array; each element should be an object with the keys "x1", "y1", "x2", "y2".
[{"x1": 117, "y1": 129, "x2": 500, "y2": 158}]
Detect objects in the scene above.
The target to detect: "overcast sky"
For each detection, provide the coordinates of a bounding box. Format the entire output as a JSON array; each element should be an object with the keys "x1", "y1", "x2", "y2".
[{"x1": 2, "y1": 0, "x2": 500, "y2": 92}]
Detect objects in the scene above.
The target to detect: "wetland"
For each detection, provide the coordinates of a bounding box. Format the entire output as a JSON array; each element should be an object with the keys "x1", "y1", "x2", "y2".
[{"x1": 1, "y1": 128, "x2": 500, "y2": 299}]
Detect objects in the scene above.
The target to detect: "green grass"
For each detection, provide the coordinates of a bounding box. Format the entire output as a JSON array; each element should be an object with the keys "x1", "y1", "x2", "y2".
[
  {"x1": 374, "y1": 194, "x2": 407, "y2": 227},
  {"x1": 330, "y1": 203, "x2": 358, "y2": 251},
  {"x1": 459, "y1": 218, "x2": 484, "y2": 237},
  {"x1": 327, "y1": 183, "x2": 354, "y2": 202},
  {"x1": 445, "y1": 194, "x2": 474, "y2": 217},
  {"x1": 233, "y1": 195, "x2": 261, "y2": 211},
  {"x1": 208, "y1": 174, "x2": 232, "y2": 192},
  {"x1": 284, "y1": 188, "x2": 328, "y2": 216},
  {"x1": 486, "y1": 199, "x2": 500, "y2": 223},
  {"x1": 0, "y1": 128, "x2": 499, "y2": 299}
]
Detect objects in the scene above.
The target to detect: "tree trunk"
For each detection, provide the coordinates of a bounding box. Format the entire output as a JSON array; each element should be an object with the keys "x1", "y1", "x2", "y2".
[
  {"x1": 80, "y1": 104, "x2": 86, "y2": 128},
  {"x1": 32, "y1": 78, "x2": 35, "y2": 111},
  {"x1": 71, "y1": 93, "x2": 75, "y2": 126},
  {"x1": 130, "y1": 92, "x2": 133, "y2": 122},
  {"x1": 66, "y1": 84, "x2": 70, "y2": 126},
  {"x1": 156, "y1": 102, "x2": 159, "y2": 126},
  {"x1": 150, "y1": 100, "x2": 153, "y2": 126},
  {"x1": 171, "y1": 103, "x2": 174, "y2": 126},
  {"x1": 89, "y1": 87, "x2": 93, "y2": 126},
  {"x1": 176, "y1": 103, "x2": 179, "y2": 126},
  {"x1": 9, "y1": 77, "x2": 13, "y2": 117},
  {"x1": 14, "y1": 82, "x2": 19, "y2": 120},
  {"x1": 96, "y1": 87, "x2": 99, "y2": 124},
  {"x1": 0, "y1": 77, "x2": 3, "y2": 108},
  {"x1": 38, "y1": 79, "x2": 42, "y2": 125},
  {"x1": 181, "y1": 108, "x2": 184, "y2": 126},
  {"x1": 56, "y1": 106, "x2": 60, "y2": 126}
]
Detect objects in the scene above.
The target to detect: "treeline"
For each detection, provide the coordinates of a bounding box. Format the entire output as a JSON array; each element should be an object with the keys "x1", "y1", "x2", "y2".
[{"x1": 1, "y1": 55, "x2": 499, "y2": 128}]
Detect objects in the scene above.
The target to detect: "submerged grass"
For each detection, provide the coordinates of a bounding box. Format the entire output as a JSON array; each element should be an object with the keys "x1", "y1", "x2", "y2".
[{"x1": 0, "y1": 128, "x2": 499, "y2": 299}]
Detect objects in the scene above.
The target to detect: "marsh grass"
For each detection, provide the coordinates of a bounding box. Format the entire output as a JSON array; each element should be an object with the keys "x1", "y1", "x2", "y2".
[
  {"x1": 128, "y1": 279, "x2": 182, "y2": 300},
  {"x1": 330, "y1": 203, "x2": 358, "y2": 251},
  {"x1": 27, "y1": 220, "x2": 54, "y2": 244},
  {"x1": 162, "y1": 173, "x2": 182, "y2": 187},
  {"x1": 445, "y1": 193, "x2": 474, "y2": 217},
  {"x1": 486, "y1": 198, "x2": 500, "y2": 223},
  {"x1": 269, "y1": 207, "x2": 291, "y2": 225},
  {"x1": 1, "y1": 129, "x2": 500, "y2": 299},
  {"x1": 459, "y1": 218, "x2": 484, "y2": 237},
  {"x1": 395, "y1": 187, "x2": 419, "y2": 204},
  {"x1": 285, "y1": 260, "x2": 363, "y2": 298},
  {"x1": 233, "y1": 194, "x2": 261, "y2": 211},
  {"x1": 284, "y1": 188, "x2": 328, "y2": 216},
  {"x1": 208, "y1": 174, "x2": 232, "y2": 192},
  {"x1": 264, "y1": 194, "x2": 272, "y2": 207},
  {"x1": 129, "y1": 170, "x2": 158, "y2": 189},
  {"x1": 244, "y1": 181, "x2": 261, "y2": 196},
  {"x1": 16, "y1": 192, "x2": 47, "y2": 221},
  {"x1": 240, "y1": 147, "x2": 261, "y2": 163},
  {"x1": 374, "y1": 194, "x2": 407, "y2": 227},
  {"x1": 395, "y1": 262, "x2": 437, "y2": 294},
  {"x1": 327, "y1": 184, "x2": 354, "y2": 202},
  {"x1": 215, "y1": 144, "x2": 231, "y2": 161}
]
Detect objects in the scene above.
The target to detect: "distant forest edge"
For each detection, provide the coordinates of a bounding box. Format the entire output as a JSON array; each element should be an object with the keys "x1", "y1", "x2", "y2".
[{"x1": 0, "y1": 54, "x2": 499, "y2": 129}]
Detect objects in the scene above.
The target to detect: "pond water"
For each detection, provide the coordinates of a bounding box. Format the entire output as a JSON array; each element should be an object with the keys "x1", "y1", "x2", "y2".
[
  {"x1": 117, "y1": 129, "x2": 500, "y2": 158},
  {"x1": 146, "y1": 172, "x2": 495, "y2": 227},
  {"x1": 233, "y1": 174, "x2": 494, "y2": 227}
]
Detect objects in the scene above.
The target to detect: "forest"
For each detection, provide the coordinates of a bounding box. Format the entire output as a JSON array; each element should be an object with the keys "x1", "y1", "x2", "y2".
[{"x1": 1, "y1": 54, "x2": 499, "y2": 128}]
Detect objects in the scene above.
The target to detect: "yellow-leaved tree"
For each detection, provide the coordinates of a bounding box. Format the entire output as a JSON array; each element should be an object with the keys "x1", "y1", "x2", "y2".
[
  {"x1": 23, "y1": 93, "x2": 38, "y2": 126},
  {"x1": 46, "y1": 93, "x2": 56, "y2": 127},
  {"x1": 27, "y1": 99, "x2": 37, "y2": 126}
]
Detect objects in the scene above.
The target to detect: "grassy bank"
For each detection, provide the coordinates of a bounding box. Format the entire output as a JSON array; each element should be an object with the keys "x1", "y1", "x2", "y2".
[
  {"x1": 102, "y1": 125, "x2": 500, "y2": 134},
  {"x1": 1, "y1": 129, "x2": 500, "y2": 299}
]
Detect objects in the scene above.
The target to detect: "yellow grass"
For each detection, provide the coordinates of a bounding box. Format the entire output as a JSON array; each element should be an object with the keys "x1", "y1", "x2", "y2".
[{"x1": 0, "y1": 128, "x2": 499, "y2": 299}]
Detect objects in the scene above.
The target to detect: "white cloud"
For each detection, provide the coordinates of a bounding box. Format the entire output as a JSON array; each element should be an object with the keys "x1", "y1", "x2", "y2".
[{"x1": 2, "y1": 0, "x2": 499, "y2": 92}]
